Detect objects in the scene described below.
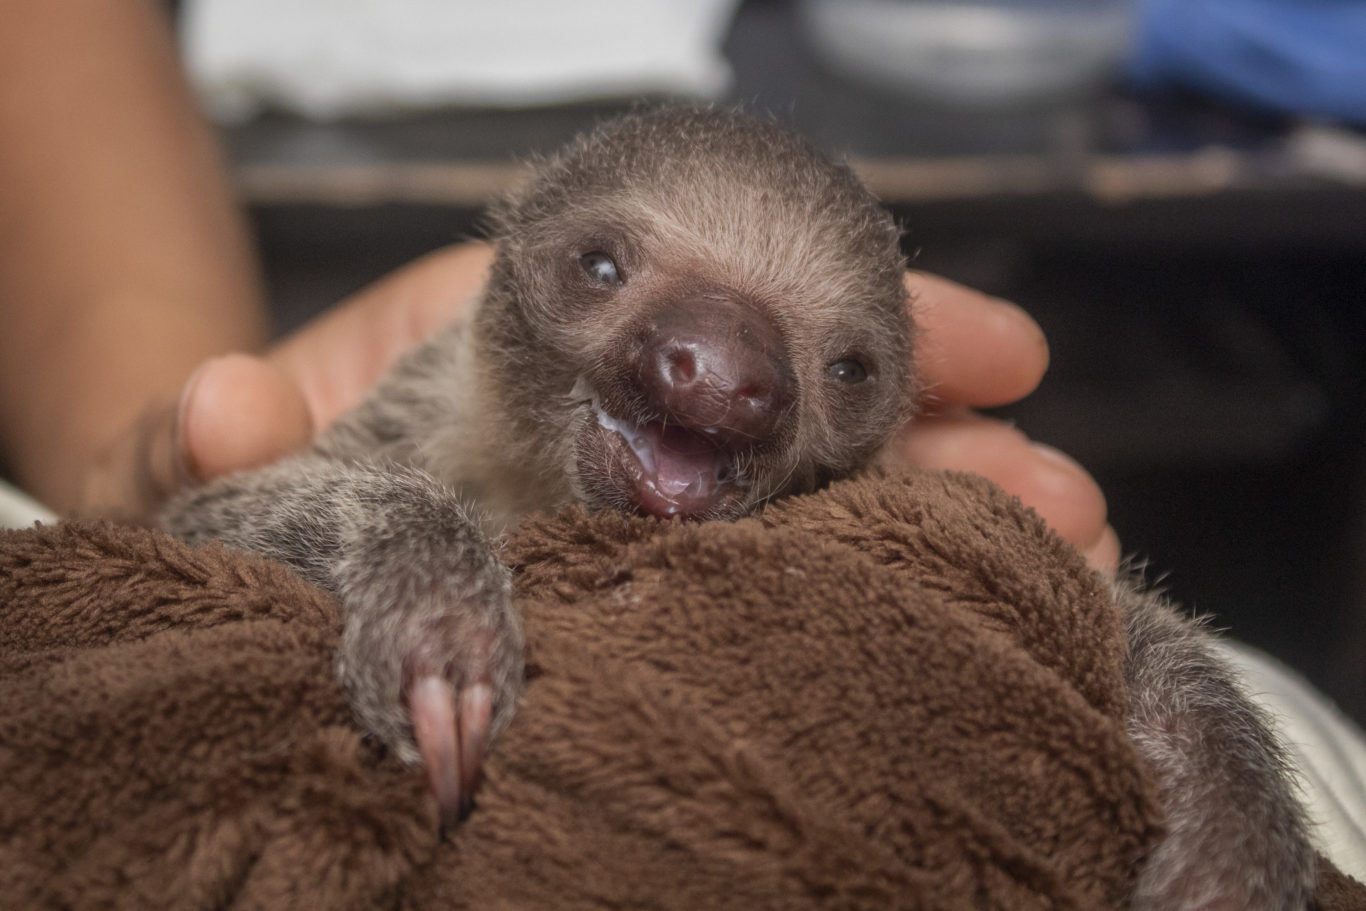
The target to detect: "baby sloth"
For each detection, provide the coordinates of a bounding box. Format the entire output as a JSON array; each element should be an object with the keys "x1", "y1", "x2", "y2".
[{"x1": 162, "y1": 107, "x2": 1315, "y2": 909}]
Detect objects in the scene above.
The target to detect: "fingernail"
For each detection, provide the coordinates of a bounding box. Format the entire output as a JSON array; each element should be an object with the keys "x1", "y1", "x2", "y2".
[
  {"x1": 174, "y1": 357, "x2": 218, "y2": 484},
  {"x1": 1029, "y1": 441, "x2": 1087, "y2": 476},
  {"x1": 1028, "y1": 440, "x2": 1109, "y2": 513},
  {"x1": 1087, "y1": 525, "x2": 1123, "y2": 575},
  {"x1": 988, "y1": 297, "x2": 1050, "y2": 370}
]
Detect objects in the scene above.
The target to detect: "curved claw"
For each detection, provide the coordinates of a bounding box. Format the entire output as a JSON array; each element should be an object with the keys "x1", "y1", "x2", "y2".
[
  {"x1": 458, "y1": 682, "x2": 493, "y2": 799},
  {"x1": 409, "y1": 676, "x2": 494, "y2": 829},
  {"x1": 410, "y1": 676, "x2": 464, "y2": 827}
]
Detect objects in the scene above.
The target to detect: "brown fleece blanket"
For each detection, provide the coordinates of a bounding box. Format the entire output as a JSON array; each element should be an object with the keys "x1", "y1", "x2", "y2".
[{"x1": 1, "y1": 469, "x2": 1360, "y2": 909}]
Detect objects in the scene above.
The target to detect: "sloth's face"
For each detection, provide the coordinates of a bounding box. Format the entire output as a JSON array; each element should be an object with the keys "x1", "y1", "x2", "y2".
[
  {"x1": 529, "y1": 233, "x2": 910, "y2": 521},
  {"x1": 565, "y1": 266, "x2": 799, "y2": 520},
  {"x1": 481, "y1": 107, "x2": 914, "y2": 520}
]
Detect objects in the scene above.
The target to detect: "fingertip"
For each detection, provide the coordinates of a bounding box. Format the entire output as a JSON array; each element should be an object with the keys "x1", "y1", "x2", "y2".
[
  {"x1": 1084, "y1": 525, "x2": 1123, "y2": 575},
  {"x1": 1022, "y1": 442, "x2": 1110, "y2": 550},
  {"x1": 179, "y1": 353, "x2": 314, "y2": 482},
  {"x1": 907, "y1": 271, "x2": 1050, "y2": 409}
]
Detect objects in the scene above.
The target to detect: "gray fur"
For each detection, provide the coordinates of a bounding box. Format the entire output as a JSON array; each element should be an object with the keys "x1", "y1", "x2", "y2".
[
  {"x1": 1116, "y1": 576, "x2": 1316, "y2": 908},
  {"x1": 161, "y1": 106, "x2": 1315, "y2": 906},
  {"x1": 167, "y1": 453, "x2": 521, "y2": 762}
]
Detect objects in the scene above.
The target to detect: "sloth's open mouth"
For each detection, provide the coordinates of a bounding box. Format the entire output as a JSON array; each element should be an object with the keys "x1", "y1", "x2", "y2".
[{"x1": 585, "y1": 403, "x2": 748, "y2": 519}]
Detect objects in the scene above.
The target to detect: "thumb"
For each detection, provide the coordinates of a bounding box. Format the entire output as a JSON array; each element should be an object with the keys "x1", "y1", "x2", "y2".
[
  {"x1": 79, "y1": 353, "x2": 310, "y2": 518},
  {"x1": 178, "y1": 353, "x2": 315, "y2": 484}
]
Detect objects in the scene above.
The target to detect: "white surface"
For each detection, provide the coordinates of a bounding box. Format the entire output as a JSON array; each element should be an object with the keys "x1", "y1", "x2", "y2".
[
  {"x1": 0, "y1": 479, "x2": 55, "y2": 529},
  {"x1": 182, "y1": 0, "x2": 742, "y2": 121},
  {"x1": 1221, "y1": 641, "x2": 1366, "y2": 878}
]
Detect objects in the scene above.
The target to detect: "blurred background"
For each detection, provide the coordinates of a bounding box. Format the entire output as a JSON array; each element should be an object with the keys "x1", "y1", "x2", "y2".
[{"x1": 172, "y1": 0, "x2": 1366, "y2": 724}]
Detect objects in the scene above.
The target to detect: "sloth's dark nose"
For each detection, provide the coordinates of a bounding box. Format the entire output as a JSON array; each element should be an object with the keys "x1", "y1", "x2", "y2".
[{"x1": 634, "y1": 296, "x2": 793, "y2": 448}]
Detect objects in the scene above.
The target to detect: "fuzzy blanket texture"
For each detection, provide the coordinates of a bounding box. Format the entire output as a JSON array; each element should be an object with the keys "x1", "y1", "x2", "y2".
[{"x1": 1, "y1": 468, "x2": 1361, "y2": 909}]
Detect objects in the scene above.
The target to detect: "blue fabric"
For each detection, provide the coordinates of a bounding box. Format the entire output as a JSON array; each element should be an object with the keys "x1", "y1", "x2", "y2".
[{"x1": 1127, "y1": 0, "x2": 1366, "y2": 124}]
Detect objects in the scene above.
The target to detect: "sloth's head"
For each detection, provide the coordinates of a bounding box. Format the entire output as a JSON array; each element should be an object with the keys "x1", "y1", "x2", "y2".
[{"x1": 479, "y1": 106, "x2": 914, "y2": 520}]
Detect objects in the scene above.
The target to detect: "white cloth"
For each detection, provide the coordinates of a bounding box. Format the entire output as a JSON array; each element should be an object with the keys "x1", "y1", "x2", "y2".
[
  {"x1": 181, "y1": 0, "x2": 742, "y2": 121},
  {"x1": 0, "y1": 479, "x2": 54, "y2": 529},
  {"x1": 1219, "y1": 641, "x2": 1366, "y2": 878}
]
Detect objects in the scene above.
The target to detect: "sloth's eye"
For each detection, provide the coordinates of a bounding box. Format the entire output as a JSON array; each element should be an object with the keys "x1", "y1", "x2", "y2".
[
  {"x1": 579, "y1": 251, "x2": 622, "y2": 286},
  {"x1": 828, "y1": 358, "x2": 869, "y2": 384}
]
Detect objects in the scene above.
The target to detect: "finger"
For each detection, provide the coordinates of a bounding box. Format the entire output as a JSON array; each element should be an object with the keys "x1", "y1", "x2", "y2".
[
  {"x1": 879, "y1": 411, "x2": 1115, "y2": 570},
  {"x1": 80, "y1": 352, "x2": 306, "y2": 515},
  {"x1": 1083, "y1": 524, "x2": 1122, "y2": 575},
  {"x1": 270, "y1": 243, "x2": 494, "y2": 430},
  {"x1": 907, "y1": 271, "x2": 1050, "y2": 410},
  {"x1": 409, "y1": 675, "x2": 465, "y2": 831},
  {"x1": 78, "y1": 391, "x2": 181, "y2": 518},
  {"x1": 178, "y1": 353, "x2": 314, "y2": 483}
]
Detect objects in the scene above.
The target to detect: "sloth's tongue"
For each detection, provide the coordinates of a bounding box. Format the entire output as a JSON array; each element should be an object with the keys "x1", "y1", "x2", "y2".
[
  {"x1": 649, "y1": 423, "x2": 725, "y2": 496},
  {"x1": 596, "y1": 410, "x2": 733, "y2": 517}
]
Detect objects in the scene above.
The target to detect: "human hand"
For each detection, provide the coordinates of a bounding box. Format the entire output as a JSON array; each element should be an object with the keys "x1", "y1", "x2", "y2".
[
  {"x1": 877, "y1": 271, "x2": 1119, "y2": 571},
  {"x1": 93, "y1": 245, "x2": 1116, "y2": 570},
  {"x1": 79, "y1": 243, "x2": 492, "y2": 519}
]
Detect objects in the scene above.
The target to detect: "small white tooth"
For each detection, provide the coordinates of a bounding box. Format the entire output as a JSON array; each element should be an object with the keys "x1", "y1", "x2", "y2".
[
  {"x1": 635, "y1": 440, "x2": 656, "y2": 474},
  {"x1": 594, "y1": 406, "x2": 621, "y2": 433},
  {"x1": 594, "y1": 404, "x2": 657, "y2": 474}
]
